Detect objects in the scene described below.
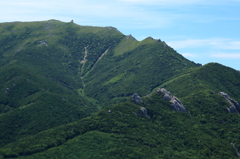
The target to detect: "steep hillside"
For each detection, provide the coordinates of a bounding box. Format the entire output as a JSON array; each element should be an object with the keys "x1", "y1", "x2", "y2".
[
  {"x1": 158, "y1": 63, "x2": 240, "y2": 100},
  {"x1": 0, "y1": 20, "x2": 124, "y2": 90},
  {"x1": 0, "y1": 19, "x2": 196, "y2": 150},
  {"x1": 0, "y1": 20, "x2": 125, "y2": 145},
  {"x1": 83, "y1": 37, "x2": 197, "y2": 106},
  {"x1": 1, "y1": 91, "x2": 240, "y2": 158},
  {"x1": 0, "y1": 65, "x2": 98, "y2": 147},
  {"x1": 0, "y1": 19, "x2": 198, "y2": 108}
]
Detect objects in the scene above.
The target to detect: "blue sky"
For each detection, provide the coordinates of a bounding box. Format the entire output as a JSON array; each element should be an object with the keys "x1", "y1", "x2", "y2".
[{"x1": 1, "y1": 0, "x2": 240, "y2": 70}]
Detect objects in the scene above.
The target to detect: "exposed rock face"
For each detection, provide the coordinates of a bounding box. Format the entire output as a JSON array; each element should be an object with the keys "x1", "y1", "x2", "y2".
[
  {"x1": 132, "y1": 93, "x2": 142, "y2": 104},
  {"x1": 140, "y1": 107, "x2": 147, "y2": 117},
  {"x1": 157, "y1": 88, "x2": 187, "y2": 112},
  {"x1": 37, "y1": 41, "x2": 48, "y2": 46},
  {"x1": 219, "y1": 92, "x2": 240, "y2": 113},
  {"x1": 131, "y1": 93, "x2": 150, "y2": 118},
  {"x1": 139, "y1": 107, "x2": 150, "y2": 118},
  {"x1": 5, "y1": 88, "x2": 11, "y2": 94}
]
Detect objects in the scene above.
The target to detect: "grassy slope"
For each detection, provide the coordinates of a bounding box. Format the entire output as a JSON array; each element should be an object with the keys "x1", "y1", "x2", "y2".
[
  {"x1": 0, "y1": 20, "x2": 124, "y2": 89},
  {"x1": 157, "y1": 63, "x2": 240, "y2": 100},
  {"x1": 0, "y1": 19, "x2": 198, "y2": 108},
  {"x1": 84, "y1": 38, "x2": 197, "y2": 107},
  {"x1": 0, "y1": 20, "x2": 127, "y2": 146}
]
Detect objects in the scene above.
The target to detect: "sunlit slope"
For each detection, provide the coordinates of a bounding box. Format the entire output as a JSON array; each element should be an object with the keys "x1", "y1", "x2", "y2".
[
  {"x1": 0, "y1": 20, "x2": 124, "y2": 88},
  {"x1": 158, "y1": 63, "x2": 240, "y2": 100},
  {"x1": 0, "y1": 20, "x2": 198, "y2": 108},
  {"x1": 84, "y1": 37, "x2": 197, "y2": 106}
]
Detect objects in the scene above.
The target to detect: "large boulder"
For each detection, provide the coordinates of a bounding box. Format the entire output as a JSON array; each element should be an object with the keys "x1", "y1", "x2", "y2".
[
  {"x1": 140, "y1": 107, "x2": 148, "y2": 117},
  {"x1": 5, "y1": 88, "x2": 11, "y2": 94},
  {"x1": 132, "y1": 93, "x2": 142, "y2": 104},
  {"x1": 219, "y1": 92, "x2": 240, "y2": 113},
  {"x1": 157, "y1": 88, "x2": 187, "y2": 112}
]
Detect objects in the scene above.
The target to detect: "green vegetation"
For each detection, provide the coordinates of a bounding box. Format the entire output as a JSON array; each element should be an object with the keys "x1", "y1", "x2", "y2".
[
  {"x1": 0, "y1": 65, "x2": 98, "y2": 147},
  {"x1": 158, "y1": 63, "x2": 240, "y2": 100},
  {"x1": 0, "y1": 20, "x2": 240, "y2": 158},
  {"x1": 113, "y1": 36, "x2": 159, "y2": 56},
  {"x1": 0, "y1": 92, "x2": 239, "y2": 158},
  {"x1": 85, "y1": 41, "x2": 197, "y2": 107}
]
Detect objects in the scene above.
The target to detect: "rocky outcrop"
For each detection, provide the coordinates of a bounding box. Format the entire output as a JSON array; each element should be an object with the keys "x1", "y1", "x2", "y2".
[
  {"x1": 139, "y1": 107, "x2": 150, "y2": 118},
  {"x1": 140, "y1": 107, "x2": 147, "y2": 117},
  {"x1": 5, "y1": 88, "x2": 11, "y2": 94},
  {"x1": 131, "y1": 93, "x2": 150, "y2": 118},
  {"x1": 132, "y1": 93, "x2": 142, "y2": 104},
  {"x1": 37, "y1": 41, "x2": 48, "y2": 46},
  {"x1": 157, "y1": 88, "x2": 187, "y2": 112},
  {"x1": 219, "y1": 92, "x2": 240, "y2": 114}
]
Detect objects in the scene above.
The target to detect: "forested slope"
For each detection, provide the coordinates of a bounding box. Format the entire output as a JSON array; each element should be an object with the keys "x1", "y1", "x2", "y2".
[{"x1": 1, "y1": 91, "x2": 240, "y2": 158}]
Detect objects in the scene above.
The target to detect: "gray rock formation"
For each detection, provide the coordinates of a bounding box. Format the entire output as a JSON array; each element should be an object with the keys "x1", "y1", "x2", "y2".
[
  {"x1": 5, "y1": 88, "x2": 11, "y2": 94},
  {"x1": 219, "y1": 92, "x2": 240, "y2": 113},
  {"x1": 132, "y1": 93, "x2": 142, "y2": 104},
  {"x1": 157, "y1": 88, "x2": 187, "y2": 112},
  {"x1": 139, "y1": 107, "x2": 150, "y2": 118},
  {"x1": 43, "y1": 26, "x2": 51, "y2": 30},
  {"x1": 37, "y1": 41, "x2": 48, "y2": 46},
  {"x1": 140, "y1": 107, "x2": 147, "y2": 117}
]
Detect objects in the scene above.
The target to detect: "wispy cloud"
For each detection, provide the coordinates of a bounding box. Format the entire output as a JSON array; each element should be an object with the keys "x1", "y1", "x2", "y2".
[
  {"x1": 0, "y1": 0, "x2": 179, "y2": 28},
  {"x1": 167, "y1": 38, "x2": 240, "y2": 50},
  {"x1": 181, "y1": 53, "x2": 199, "y2": 58},
  {"x1": 1, "y1": 0, "x2": 237, "y2": 30},
  {"x1": 118, "y1": 0, "x2": 216, "y2": 5},
  {"x1": 210, "y1": 53, "x2": 240, "y2": 59},
  {"x1": 220, "y1": 41, "x2": 240, "y2": 50}
]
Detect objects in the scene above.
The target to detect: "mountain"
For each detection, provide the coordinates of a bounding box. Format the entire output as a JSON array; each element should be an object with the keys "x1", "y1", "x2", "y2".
[{"x1": 0, "y1": 20, "x2": 240, "y2": 158}]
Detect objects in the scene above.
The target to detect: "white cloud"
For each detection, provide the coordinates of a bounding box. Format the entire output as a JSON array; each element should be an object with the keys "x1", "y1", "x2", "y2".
[
  {"x1": 167, "y1": 38, "x2": 240, "y2": 50},
  {"x1": 119, "y1": 0, "x2": 205, "y2": 5},
  {"x1": 220, "y1": 41, "x2": 240, "y2": 50},
  {"x1": 0, "y1": 0, "x2": 177, "y2": 29},
  {"x1": 1, "y1": 0, "x2": 236, "y2": 30},
  {"x1": 181, "y1": 53, "x2": 199, "y2": 58},
  {"x1": 118, "y1": 0, "x2": 231, "y2": 6},
  {"x1": 210, "y1": 53, "x2": 240, "y2": 59},
  {"x1": 167, "y1": 39, "x2": 211, "y2": 49}
]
